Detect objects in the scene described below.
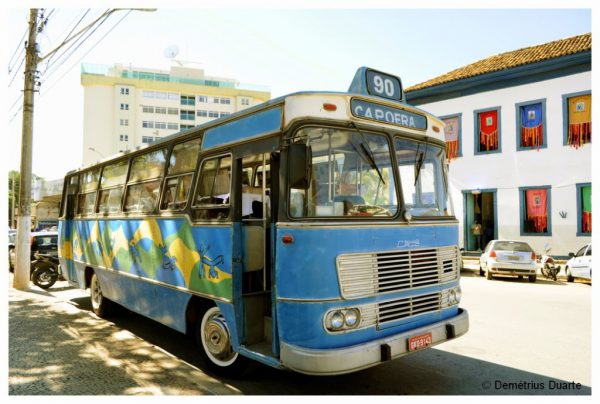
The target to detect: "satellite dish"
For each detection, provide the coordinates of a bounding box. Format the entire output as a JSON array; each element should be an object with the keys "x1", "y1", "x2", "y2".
[{"x1": 164, "y1": 45, "x2": 180, "y2": 59}]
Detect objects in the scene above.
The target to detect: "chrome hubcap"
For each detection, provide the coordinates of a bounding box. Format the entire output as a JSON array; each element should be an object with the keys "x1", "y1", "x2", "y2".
[{"x1": 202, "y1": 309, "x2": 237, "y2": 365}]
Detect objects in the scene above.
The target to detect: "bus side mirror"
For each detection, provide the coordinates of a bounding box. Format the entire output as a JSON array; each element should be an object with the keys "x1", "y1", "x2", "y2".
[{"x1": 289, "y1": 144, "x2": 312, "y2": 189}]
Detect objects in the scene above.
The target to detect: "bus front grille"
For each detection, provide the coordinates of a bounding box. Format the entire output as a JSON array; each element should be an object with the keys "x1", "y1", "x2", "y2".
[
  {"x1": 336, "y1": 246, "x2": 459, "y2": 299},
  {"x1": 359, "y1": 290, "x2": 453, "y2": 328}
]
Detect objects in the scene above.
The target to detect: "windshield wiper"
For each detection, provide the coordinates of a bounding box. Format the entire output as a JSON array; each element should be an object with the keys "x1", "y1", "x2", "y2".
[
  {"x1": 349, "y1": 122, "x2": 386, "y2": 184},
  {"x1": 414, "y1": 138, "x2": 428, "y2": 186}
]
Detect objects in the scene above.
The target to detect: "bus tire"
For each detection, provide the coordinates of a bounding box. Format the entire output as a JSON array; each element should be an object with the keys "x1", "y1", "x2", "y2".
[
  {"x1": 196, "y1": 305, "x2": 248, "y2": 377},
  {"x1": 90, "y1": 272, "x2": 115, "y2": 318}
]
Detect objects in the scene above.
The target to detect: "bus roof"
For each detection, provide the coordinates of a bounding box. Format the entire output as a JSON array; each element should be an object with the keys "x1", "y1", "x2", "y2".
[{"x1": 71, "y1": 91, "x2": 444, "y2": 175}]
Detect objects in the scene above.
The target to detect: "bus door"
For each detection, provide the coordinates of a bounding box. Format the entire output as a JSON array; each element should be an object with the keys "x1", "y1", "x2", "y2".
[{"x1": 233, "y1": 144, "x2": 277, "y2": 355}]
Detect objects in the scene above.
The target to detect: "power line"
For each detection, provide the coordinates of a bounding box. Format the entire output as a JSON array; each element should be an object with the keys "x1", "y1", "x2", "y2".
[
  {"x1": 42, "y1": 9, "x2": 90, "y2": 72},
  {"x1": 8, "y1": 57, "x2": 25, "y2": 88},
  {"x1": 8, "y1": 27, "x2": 28, "y2": 72},
  {"x1": 41, "y1": 10, "x2": 132, "y2": 96},
  {"x1": 40, "y1": 9, "x2": 111, "y2": 82}
]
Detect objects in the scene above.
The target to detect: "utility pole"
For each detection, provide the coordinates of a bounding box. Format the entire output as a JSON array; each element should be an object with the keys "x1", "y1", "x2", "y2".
[{"x1": 13, "y1": 9, "x2": 39, "y2": 290}]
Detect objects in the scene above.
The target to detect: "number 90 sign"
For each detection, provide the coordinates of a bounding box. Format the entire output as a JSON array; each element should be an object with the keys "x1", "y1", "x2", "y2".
[{"x1": 366, "y1": 69, "x2": 403, "y2": 101}]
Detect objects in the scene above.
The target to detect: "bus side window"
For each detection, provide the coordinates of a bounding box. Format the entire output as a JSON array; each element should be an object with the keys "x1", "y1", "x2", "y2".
[
  {"x1": 76, "y1": 168, "x2": 100, "y2": 216},
  {"x1": 192, "y1": 155, "x2": 232, "y2": 220},
  {"x1": 124, "y1": 149, "x2": 166, "y2": 214},
  {"x1": 160, "y1": 138, "x2": 201, "y2": 212}
]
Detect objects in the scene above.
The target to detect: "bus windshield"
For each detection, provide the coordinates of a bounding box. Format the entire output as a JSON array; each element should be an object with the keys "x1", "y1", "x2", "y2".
[
  {"x1": 395, "y1": 137, "x2": 452, "y2": 217},
  {"x1": 290, "y1": 127, "x2": 398, "y2": 218}
]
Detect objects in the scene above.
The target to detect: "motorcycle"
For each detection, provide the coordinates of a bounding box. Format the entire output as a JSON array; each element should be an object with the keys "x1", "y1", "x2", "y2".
[
  {"x1": 540, "y1": 245, "x2": 560, "y2": 281},
  {"x1": 31, "y1": 252, "x2": 61, "y2": 289}
]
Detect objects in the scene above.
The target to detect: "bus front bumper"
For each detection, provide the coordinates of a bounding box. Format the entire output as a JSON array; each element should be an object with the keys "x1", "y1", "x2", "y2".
[{"x1": 280, "y1": 308, "x2": 469, "y2": 376}]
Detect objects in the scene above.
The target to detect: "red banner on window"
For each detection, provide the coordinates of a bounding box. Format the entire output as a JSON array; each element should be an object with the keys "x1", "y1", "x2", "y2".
[
  {"x1": 479, "y1": 110, "x2": 498, "y2": 151},
  {"x1": 568, "y1": 95, "x2": 592, "y2": 148},
  {"x1": 443, "y1": 117, "x2": 459, "y2": 162},
  {"x1": 526, "y1": 189, "x2": 548, "y2": 233}
]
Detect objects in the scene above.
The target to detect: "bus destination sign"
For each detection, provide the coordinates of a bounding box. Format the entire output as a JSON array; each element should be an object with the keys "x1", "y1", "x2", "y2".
[
  {"x1": 350, "y1": 99, "x2": 427, "y2": 130},
  {"x1": 348, "y1": 67, "x2": 405, "y2": 102}
]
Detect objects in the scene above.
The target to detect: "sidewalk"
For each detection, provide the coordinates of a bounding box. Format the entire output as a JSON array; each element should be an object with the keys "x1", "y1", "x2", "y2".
[{"x1": 8, "y1": 273, "x2": 241, "y2": 395}]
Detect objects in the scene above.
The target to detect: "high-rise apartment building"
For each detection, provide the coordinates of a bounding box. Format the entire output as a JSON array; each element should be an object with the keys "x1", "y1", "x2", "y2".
[{"x1": 81, "y1": 63, "x2": 271, "y2": 165}]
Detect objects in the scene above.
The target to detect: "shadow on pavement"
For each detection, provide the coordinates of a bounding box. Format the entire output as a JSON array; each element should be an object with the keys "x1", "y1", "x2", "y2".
[
  {"x1": 65, "y1": 297, "x2": 590, "y2": 396},
  {"x1": 8, "y1": 293, "x2": 239, "y2": 395}
]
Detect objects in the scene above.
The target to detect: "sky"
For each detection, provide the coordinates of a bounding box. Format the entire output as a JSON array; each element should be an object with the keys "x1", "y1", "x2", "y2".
[{"x1": 3, "y1": 2, "x2": 594, "y2": 182}]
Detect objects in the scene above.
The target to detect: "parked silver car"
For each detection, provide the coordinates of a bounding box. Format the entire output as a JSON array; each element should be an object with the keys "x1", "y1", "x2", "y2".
[
  {"x1": 565, "y1": 243, "x2": 592, "y2": 283},
  {"x1": 479, "y1": 240, "x2": 537, "y2": 282}
]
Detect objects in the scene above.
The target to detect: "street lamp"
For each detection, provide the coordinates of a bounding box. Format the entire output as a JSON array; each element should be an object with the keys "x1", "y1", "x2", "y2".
[{"x1": 88, "y1": 147, "x2": 105, "y2": 159}]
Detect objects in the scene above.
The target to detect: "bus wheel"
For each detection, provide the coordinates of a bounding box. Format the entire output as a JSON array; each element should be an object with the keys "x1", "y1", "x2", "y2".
[
  {"x1": 196, "y1": 305, "x2": 248, "y2": 377},
  {"x1": 90, "y1": 272, "x2": 114, "y2": 317}
]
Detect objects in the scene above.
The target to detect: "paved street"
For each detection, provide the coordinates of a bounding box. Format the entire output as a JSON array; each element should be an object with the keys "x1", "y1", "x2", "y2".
[{"x1": 9, "y1": 270, "x2": 591, "y2": 395}]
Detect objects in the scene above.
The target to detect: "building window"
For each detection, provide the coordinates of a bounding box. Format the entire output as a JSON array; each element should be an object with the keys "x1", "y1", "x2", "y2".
[
  {"x1": 219, "y1": 112, "x2": 230, "y2": 118},
  {"x1": 208, "y1": 111, "x2": 219, "y2": 118},
  {"x1": 198, "y1": 96, "x2": 208, "y2": 103},
  {"x1": 180, "y1": 110, "x2": 195, "y2": 121},
  {"x1": 519, "y1": 186, "x2": 551, "y2": 236},
  {"x1": 167, "y1": 122, "x2": 178, "y2": 130},
  {"x1": 120, "y1": 88, "x2": 129, "y2": 95},
  {"x1": 212, "y1": 97, "x2": 220, "y2": 104},
  {"x1": 197, "y1": 110, "x2": 208, "y2": 117},
  {"x1": 516, "y1": 99, "x2": 546, "y2": 151},
  {"x1": 120, "y1": 119, "x2": 129, "y2": 126},
  {"x1": 142, "y1": 136, "x2": 159, "y2": 144},
  {"x1": 143, "y1": 90, "x2": 155, "y2": 99},
  {"x1": 155, "y1": 122, "x2": 167, "y2": 129},
  {"x1": 142, "y1": 121, "x2": 154, "y2": 128},
  {"x1": 168, "y1": 108, "x2": 179, "y2": 115},
  {"x1": 562, "y1": 91, "x2": 591, "y2": 148},
  {"x1": 474, "y1": 107, "x2": 501, "y2": 155},
  {"x1": 155, "y1": 106, "x2": 167, "y2": 114},
  {"x1": 180, "y1": 124, "x2": 194, "y2": 130},
  {"x1": 168, "y1": 92, "x2": 179, "y2": 101},
  {"x1": 220, "y1": 97, "x2": 231, "y2": 105},
  {"x1": 142, "y1": 105, "x2": 154, "y2": 113},
  {"x1": 577, "y1": 183, "x2": 592, "y2": 236},
  {"x1": 181, "y1": 95, "x2": 195, "y2": 106},
  {"x1": 155, "y1": 91, "x2": 168, "y2": 100},
  {"x1": 119, "y1": 134, "x2": 129, "y2": 142},
  {"x1": 241, "y1": 98, "x2": 250, "y2": 106},
  {"x1": 120, "y1": 103, "x2": 129, "y2": 111},
  {"x1": 440, "y1": 114, "x2": 462, "y2": 162}
]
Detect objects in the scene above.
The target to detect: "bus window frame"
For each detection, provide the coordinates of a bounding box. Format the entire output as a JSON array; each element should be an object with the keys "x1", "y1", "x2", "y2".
[
  {"x1": 123, "y1": 148, "x2": 168, "y2": 215},
  {"x1": 75, "y1": 167, "x2": 101, "y2": 218},
  {"x1": 285, "y1": 122, "x2": 402, "y2": 222},
  {"x1": 159, "y1": 136, "x2": 203, "y2": 213},
  {"x1": 191, "y1": 152, "x2": 233, "y2": 222},
  {"x1": 96, "y1": 158, "x2": 130, "y2": 216}
]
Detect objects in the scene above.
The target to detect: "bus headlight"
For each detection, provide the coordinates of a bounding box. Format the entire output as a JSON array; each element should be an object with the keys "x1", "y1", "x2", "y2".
[
  {"x1": 325, "y1": 308, "x2": 362, "y2": 332},
  {"x1": 330, "y1": 311, "x2": 345, "y2": 330},
  {"x1": 449, "y1": 286, "x2": 462, "y2": 304},
  {"x1": 344, "y1": 308, "x2": 360, "y2": 328}
]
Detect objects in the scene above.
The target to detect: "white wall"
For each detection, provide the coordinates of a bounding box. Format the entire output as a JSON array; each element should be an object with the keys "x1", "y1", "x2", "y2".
[{"x1": 417, "y1": 72, "x2": 591, "y2": 255}]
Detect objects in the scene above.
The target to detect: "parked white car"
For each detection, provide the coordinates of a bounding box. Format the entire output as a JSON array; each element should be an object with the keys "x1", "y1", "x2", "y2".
[
  {"x1": 479, "y1": 240, "x2": 537, "y2": 282},
  {"x1": 565, "y1": 243, "x2": 592, "y2": 283}
]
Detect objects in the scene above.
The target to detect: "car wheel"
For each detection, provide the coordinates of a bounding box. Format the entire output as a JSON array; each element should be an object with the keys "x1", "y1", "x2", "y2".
[
  {"x1": 486, "y1": 270, "x2": 493, "y2": 280},
  {"x1": 196, "y1": 305, "x2": 248, "y2": 377},
  {"x1": 566, "y1": 266, "x2": 574, "y2": 283},
  {"x1": 479, "y1": 266, "x2": 484, "y2": 277},
  {"x1": 90, "y1": 272, "x2": 115, "y2": 317},
  {"x1": 528, "y1": 274, "x2": 537, "y2": 283}
]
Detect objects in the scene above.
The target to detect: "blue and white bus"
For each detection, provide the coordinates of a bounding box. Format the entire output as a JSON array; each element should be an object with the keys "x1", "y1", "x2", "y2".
[{"x1": 58, "y1": 67, "x2": 468, "y2": 376}]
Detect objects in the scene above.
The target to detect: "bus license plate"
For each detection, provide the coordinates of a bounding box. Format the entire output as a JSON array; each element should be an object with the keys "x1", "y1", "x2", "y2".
[{"x1": 408, "y1": 333, "x2": 432, "y2": 351}]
